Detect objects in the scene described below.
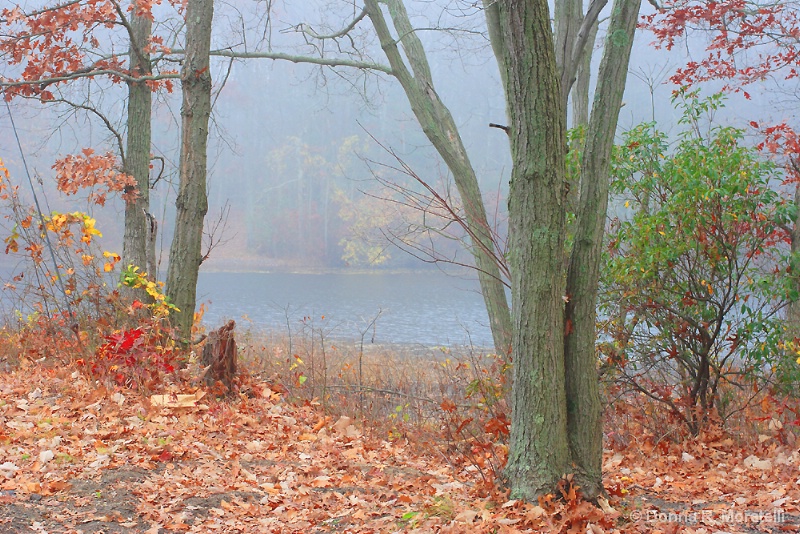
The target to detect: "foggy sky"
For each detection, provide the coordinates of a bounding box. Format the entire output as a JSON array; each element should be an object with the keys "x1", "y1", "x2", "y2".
[{"x1": 0, "y1": 0, "x2": 792, "y2": 273}]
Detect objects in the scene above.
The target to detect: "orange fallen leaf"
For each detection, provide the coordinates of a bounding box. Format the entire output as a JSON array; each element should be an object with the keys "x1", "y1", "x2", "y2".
[
  {"x1": 312, "y1": 417, "x2": 329, "y2": 433},
  {"x1": 311, "y1": 476, "x2": 332, "y2": 488},
  {"x1": 454, "y1": 509, "x2": 479, "y2": 523},
  {"x1": 163, "y1": 523, "x2": 190, "y2": 531},
  {"x1": 44, "y1": 480, "x2": 71, "y2": 494}
]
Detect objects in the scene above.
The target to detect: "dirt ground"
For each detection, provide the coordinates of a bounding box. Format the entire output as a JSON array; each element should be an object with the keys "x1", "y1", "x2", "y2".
[{"x1": 1, "y1": 464, "x2": 158, "y2": 533}]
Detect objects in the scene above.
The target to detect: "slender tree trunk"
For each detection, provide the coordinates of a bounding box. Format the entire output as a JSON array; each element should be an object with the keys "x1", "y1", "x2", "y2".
[
  {"x1": 786, "y1": 183, "x2": 800, "y2": 338},
  {"x1": 555, "y1": 0, "x2": 582, "y2": 94},
  {"x1": 572, "y1": 21, "x2": 599, "y2": 127},
  {"x1": 122, "y1": 8, "x2": 152, "y2": 279},
  {"x1": 493, "y1": 1, "x2": 572, "y2": 499},
  {"x1": 365, "y1": 0, "x2": 512, "y2": 355},
  {"x1": 482, "y1": 1, "x2": 508, "y2": 91},
  {"x1": 564, "y1": 0, "x2": 640, "y2": 499},
  {"x1": 166, "y1": 0, "x2": 213, "y2": 338},
  {"x1": 146, "y1": 213, "x2": 157, "y2": 277}
]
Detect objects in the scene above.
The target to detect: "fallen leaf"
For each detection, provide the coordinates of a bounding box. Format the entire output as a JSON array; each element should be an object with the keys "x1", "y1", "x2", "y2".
[
  {"x1": 526, "y1": 505, "x2": 546, "y2": 520},
  {"x1": 596, "y1": 495, "x2": 616, "y2": 514},
  {"x1": 0, "y1": 462, "x2": 18, "y2": 478},
  {"x1": 150, "y1": 391, "x2": 206, "y2": 408},
  {"x1": 311, "y1": 476, "x2": 332, "y2": 488},
  {"x1": 744, "y1": 455, "x2": 772, "y2": 470},
  {"x1": 454, "y1": 509, "x2": 478, "y2": 523},
  {"x1": 332, "y1": 416, "x2": 352, "y2": 434}
]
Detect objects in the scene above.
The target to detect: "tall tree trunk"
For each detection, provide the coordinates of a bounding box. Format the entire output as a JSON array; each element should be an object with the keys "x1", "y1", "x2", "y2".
[
  {"x1": 571, "y1": 21, "x2": 599, "y2": 127},
  {"x1": 786, "y1": 183, "x2": 800, "y2": 338},
  {"x1": 365, "y1": 0, "x2": 512, "y2": 355},
  {"x1": 554, "y1": 0, "x2": 582, "y2": 93},
  {"x1": 564, "y1": 0, "x2": 640, "y2": 499},
  {"x1": 122, "y1": 8, "x2": 152, "y2": 279},
  {"x1": 494, "y1": 1, "x2": 572, "y2": 499},
  {"x1": 482, "y1": 1, "x2": 507, "y2": 90},
  {"x1": 166, "y1": 0, "x2": 213, "y2": 338}
]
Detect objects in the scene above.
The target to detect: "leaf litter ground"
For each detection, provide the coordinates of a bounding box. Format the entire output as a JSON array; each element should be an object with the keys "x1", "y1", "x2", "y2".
[{"x1": 0, "y1": 360, "x2": 799, "y2": 533}]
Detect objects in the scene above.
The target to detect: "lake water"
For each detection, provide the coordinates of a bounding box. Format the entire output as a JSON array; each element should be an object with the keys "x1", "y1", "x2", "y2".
[{"x1": 195, "y1": 271, "x2": 495, "y2": 347}]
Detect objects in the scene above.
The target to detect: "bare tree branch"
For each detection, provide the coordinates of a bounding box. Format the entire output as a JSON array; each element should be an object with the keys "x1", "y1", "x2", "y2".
[
  {"x1": 163, "y1": 48, "x2": 393, "y2": 75},
  {"x1": 109, "y1": 0, "x2": 148, "y2": 70},
  {"x1": 48, "y1": 96, "x2": 125, "y2": 163},
  {"x1": 150, "y1": 155, "x2": 166, "y2": 188},
  {"x1": 207, "y1": 48, "x2": 393, "y2": 74},
  {"x1": 362, "y1": 136, "x2": 511, "y2": 286},
  {"x1": 200, "y1": 201, "x2": 232, "y2": 266},
  {"x1": 0, "y1": 69, "x2": 180, "y2": 90},
  {"x1": 287, "y1": 6, "x2": 368, "y2": 40}
]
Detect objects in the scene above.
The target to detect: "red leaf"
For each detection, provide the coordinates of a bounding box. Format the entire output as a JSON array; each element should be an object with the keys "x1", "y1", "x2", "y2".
[{"x1": 440, "y1": 399, "x2": 457, "y2": 413}]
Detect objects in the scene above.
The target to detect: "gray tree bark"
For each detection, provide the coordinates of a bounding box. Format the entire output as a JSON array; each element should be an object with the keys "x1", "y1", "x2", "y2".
[
  {"x1": 571, "y1": 21, "x2": 599, "y2": 127},
  {"x1": 365, "y1": 0, "x2": 512, "y2": 355},
  {"x1": 493, "y1": 1, "x2": 572, "y2": 499},
  {"x1": 564, "y1": 0, "x2": 640, "y2": 499},
  {"x1": 555, "y1": 0, "x2": 582, "y2": 90},
  {"x1": 166, "y1": 0, "x2": 213, "y2": 338},
  {"x1": 122, "y1": 8, "x2": 153, "y2": 279},
  {"x1": 786, "y1": 183, "x2": 800, "y2": 338},
  {"x1": 483, "y1": 0, "x2": 641, "y2": 499}
]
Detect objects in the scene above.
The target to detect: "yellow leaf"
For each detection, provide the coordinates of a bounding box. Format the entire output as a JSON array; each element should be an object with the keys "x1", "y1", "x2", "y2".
[{"x1": 83, "y1": 217, "x2": 102, "y2": 236}]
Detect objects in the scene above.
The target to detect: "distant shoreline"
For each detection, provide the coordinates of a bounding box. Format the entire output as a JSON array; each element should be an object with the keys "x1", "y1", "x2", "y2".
[
  {"x1": 199, "y1": 266, "x2": 472, "y2": 275},
  {"x1": 0, "y1": 256, "x2": 478, "y2": 277}
]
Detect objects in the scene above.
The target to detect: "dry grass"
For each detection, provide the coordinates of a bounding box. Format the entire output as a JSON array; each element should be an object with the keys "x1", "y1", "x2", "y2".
[
  {"x1": 238, "y1": 327, "x2": 496, "y2": 420},
  {"x1": 234, "y1": 323, "x2": 800, "y2": 451}
]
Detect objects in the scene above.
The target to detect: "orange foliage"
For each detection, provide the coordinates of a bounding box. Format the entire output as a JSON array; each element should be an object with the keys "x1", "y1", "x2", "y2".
[
  {"x1": 0, "y1": 0, "x2": 178, "y2": 101},
  {"x1": 52, "y1": 149, "x2": 136, "y2": 205}
]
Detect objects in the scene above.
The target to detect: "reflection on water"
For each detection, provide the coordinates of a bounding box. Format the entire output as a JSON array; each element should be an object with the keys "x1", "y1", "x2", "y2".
[{"x1": 196, "y1": 272, "x2": 494, "y2": 347}]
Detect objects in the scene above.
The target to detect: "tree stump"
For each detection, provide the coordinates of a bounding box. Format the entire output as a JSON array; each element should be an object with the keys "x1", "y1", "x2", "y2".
[{"x1": 201, "y1": 320, "x2": 237, "y2": 394}]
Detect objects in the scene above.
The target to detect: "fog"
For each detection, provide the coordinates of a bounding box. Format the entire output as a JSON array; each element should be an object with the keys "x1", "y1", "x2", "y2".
[{"x1": 0, "y1": 0, "x2": 793, "y2": 276}]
